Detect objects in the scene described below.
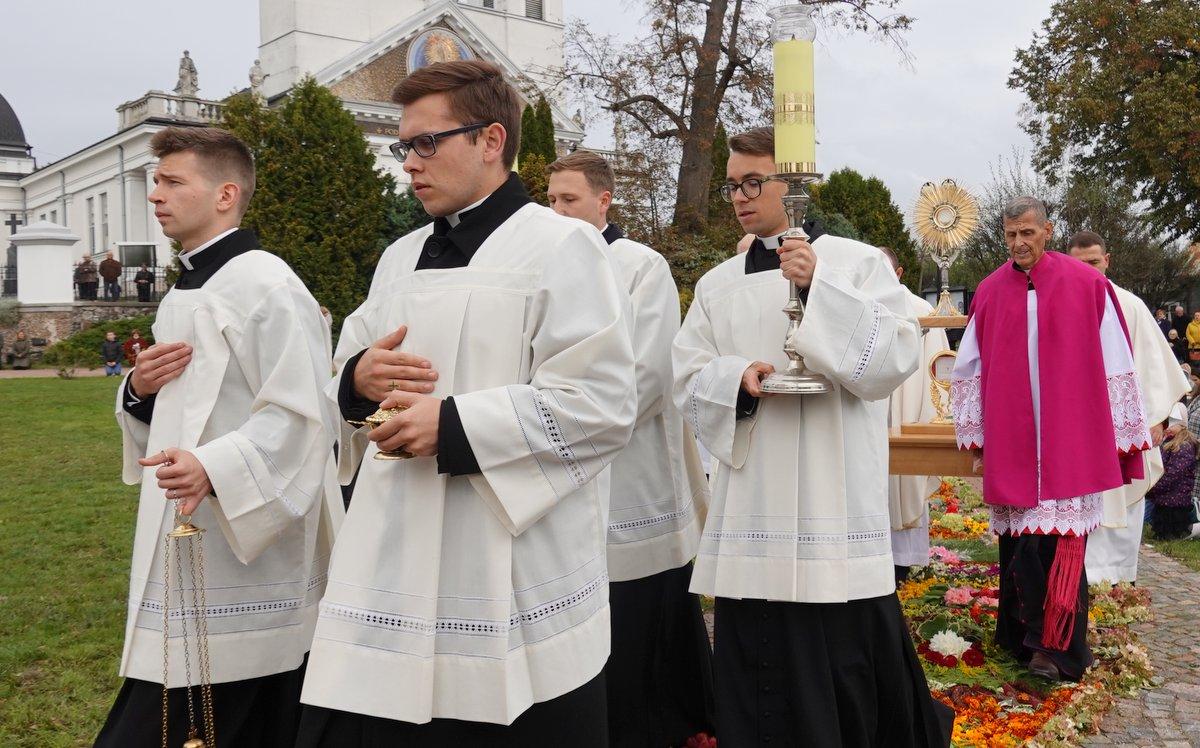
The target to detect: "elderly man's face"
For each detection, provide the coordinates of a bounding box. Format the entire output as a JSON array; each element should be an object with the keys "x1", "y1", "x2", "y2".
[
  {"x1": 1176, "y1": 306, "x2": 1185, "y2": 317},
  {"x1": 1003, "y1": 211, "x2": 1053, "y2": 270}
]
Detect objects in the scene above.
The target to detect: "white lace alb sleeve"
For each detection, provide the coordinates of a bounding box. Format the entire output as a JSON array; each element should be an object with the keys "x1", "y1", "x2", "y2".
[
  {"x1": 1099, "y1": 294, "x2": 1152, "y2": 454},
  {"x1": 950, "y1": 318, "x2": 983, "y2": 450}
]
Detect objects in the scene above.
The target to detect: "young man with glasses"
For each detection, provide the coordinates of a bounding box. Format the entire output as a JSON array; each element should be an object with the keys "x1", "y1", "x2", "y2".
[
  {"x1": 672, "y1": 126, "x2": 952, "y2": 746},
  {"x1": 547, "y1": 150, "x2": 715, "y2": 747},
  {"x1": 297, "y1": 60, "x2": 636, "y2": 746}
]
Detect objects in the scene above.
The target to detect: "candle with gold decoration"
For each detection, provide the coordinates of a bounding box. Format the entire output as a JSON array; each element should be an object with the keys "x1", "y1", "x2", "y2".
[{"x1": 770, "y1": 4, "x2": 818, "y2": 175}]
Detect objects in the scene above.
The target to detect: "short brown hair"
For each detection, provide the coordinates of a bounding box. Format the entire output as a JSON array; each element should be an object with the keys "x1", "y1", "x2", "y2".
[
  {"x1": 547, "y1": 150, "x2": 615, "y2": 195},
  {"x1": 1068, "y1": 230, "x2": 1106, "y2": 251},
  {"x1": 878, "y1": 246, "x2": 900, "y2": 271},
  {"x1": 392, "y1": 60, "x2": 523, "y2": 169},
  {"x1": 149, "y1": 127, "x2": 256, "y2": 212},
  {"x1": 729, "y1": 126, "x2": 774, "y2": 159}
]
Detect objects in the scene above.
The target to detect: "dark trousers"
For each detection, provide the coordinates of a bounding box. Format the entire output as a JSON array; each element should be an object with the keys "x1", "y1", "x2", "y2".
[
  {"x1": 137, "y1": 284, "x2": 151, "y2": 302},
  {"x1": 996, "y1": 533, "x2": 1093, "y2": 680},
  {"x1": 80, "y1": 281, "x2": 98, "y2": 300},
  {"x1": 606, "y1": 563, "x2": 714, "y2": 747},
  {"x1": 94, "y1": 657, "x2": 307, "y2": 747},
  {"x1": 104, "y1": 280, "x2": 120, "y2": 300},
  {"x1": 712, "y1": 595, "x2": 952, "y2": 748},
  {"x1": 296, "y1": 670, "x2": 607, "y2": 748}
]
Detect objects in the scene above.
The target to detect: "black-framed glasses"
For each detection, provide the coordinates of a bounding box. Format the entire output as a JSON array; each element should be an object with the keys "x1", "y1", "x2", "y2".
[
  {"x1": 718, "y1": 175, "x2": 786, "y2": 202},
  {"x1": 389, "y1": 123, "x2": 491, "y2": 162}
]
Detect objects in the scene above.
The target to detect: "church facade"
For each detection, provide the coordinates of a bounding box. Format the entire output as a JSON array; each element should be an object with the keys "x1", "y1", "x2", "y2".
[{"x1": 1, "y1": 0, "x2": 583, "y2": 307}]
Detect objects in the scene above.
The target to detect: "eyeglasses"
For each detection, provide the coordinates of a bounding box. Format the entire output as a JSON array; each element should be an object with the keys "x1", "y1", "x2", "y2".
[
  {"x1": 389, "y1": 123, "x2": 490, "y2": 162},
  {"x1": 718, "y1": 175, "x2": 786, "y2": 202}
]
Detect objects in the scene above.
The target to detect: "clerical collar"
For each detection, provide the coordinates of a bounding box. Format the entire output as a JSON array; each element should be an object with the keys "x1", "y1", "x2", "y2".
[
  {"x1": 174, "y1": 228, "x2": 259, "y2": 290},
  {"x1": 745, "y1": 220, "x2": 824, "y2": 275},
  {"x1": 447, "y1": 196, "x2": 487, "y2": 228},
  {"x1": 179, "y1": 227, "x2": 239, "y2": 270},
  {"x1": 416, "y1": 172, "x2": 532, "y2": 271},
  {"x1": 602, "y1": 223, "x2": 625, "y2": 245}
]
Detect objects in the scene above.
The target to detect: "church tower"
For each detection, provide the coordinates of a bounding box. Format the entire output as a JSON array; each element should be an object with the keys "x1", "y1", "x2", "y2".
[{"x1": 258, "y1": 0, "x2": 565, "y2": 100}]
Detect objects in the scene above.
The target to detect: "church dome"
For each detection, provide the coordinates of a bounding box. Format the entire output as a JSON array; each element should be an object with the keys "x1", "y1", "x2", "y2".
[{"x1": 0, "y1": 93, "x2": 32, "y2": 157}]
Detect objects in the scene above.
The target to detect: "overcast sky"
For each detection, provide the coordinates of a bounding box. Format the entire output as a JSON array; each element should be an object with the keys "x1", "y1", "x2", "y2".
[{"x1": 1, "y1": 0, "x2": 1052, "y2": 213}]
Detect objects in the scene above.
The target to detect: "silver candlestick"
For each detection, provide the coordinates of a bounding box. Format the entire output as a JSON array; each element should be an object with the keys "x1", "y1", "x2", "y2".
[{"x1": 759, "y1": 172, "x2": 834, "y2": 395}]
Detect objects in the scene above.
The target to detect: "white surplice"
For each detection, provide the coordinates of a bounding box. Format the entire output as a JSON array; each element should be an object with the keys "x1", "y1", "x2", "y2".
[
  {"x1": 605, "y1": 236, "x2": 709, "y2": 582},
  {"x1": 672, "y1": 235, "x2": 921, "y2": 603},
  {"x1": 889, "y1": 292, "x2": 950, "y2": 567},
  {"x1": 115, "y1": 250, "x2": 342, "y2": 687},
  {"x1": 301, "y1": 204, "x2": 636, "y2": 725},
  {"x1": 951, "y1": 288, "x2": 1151, "y2": 536},
  {"x1": 1086, "y1": 282, "x2": 1189, "y2": 582}
]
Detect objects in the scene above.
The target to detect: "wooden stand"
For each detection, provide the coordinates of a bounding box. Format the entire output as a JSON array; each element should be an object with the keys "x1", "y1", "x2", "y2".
[{"x1": 889, "y1": 427, "x2": 975, "y2": 476}]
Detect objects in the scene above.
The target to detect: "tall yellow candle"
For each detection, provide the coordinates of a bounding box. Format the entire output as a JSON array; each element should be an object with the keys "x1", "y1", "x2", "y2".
[{"x1": 773, "y1": 38, "x2": 816, "y2": 174}]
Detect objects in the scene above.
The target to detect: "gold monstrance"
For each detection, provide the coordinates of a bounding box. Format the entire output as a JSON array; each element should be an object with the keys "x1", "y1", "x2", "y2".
[
  {"x1": 759, "y1": 2, "x2": 833, "y2": 395},
  {"x1": 913, "y1": 179, "x2": 979, "y2": 328},
  {"x1": 162, "y1": 505, "x2": 216, "y2": 748}
]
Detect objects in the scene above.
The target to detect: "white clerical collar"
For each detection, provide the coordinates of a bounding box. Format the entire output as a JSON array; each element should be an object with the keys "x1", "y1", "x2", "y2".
[
  {"x1": 179, "y1": 227, "x2": 239, "y2": 270},
  {"x1": 758, "y1": 232, "x2": 787, "y2": 250},
  {"x1": 447, "y1": 196, "x2": 488, "y2": 228}
]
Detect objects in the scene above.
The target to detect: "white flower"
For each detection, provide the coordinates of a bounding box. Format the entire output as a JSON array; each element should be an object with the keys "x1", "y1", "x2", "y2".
[{"x1": 929, "y1": 630, "x2": 972, "y2": 658}]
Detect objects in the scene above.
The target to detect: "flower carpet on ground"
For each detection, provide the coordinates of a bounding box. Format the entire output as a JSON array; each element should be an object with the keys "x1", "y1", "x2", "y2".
[{"x1": 901, "y1": 479, "x2": 1154, "y2": 747}]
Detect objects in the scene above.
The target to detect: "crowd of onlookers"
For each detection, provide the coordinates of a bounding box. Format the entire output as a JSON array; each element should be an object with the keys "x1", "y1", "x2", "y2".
[
  {"x1": 1148, "y1": 304, "x2": 1200, "y2": 541},
  {"x1": 0, "y1": 328, "x2": 146, "y2": 372},
  {"x1": 73, "y1": 251, "x2": 156, "y2": 302}
]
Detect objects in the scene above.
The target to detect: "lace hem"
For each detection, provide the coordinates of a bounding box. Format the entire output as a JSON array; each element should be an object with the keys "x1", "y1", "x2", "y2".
[
  {"x1": 989, "y1": 493, "x2": 1103, "y2": 537},
  {"x1": 1108, "y1": 370, "x2": 1151, "y2": 454},
  {"x1": 951, "y1": 374, "x2": 983, "y2": 449}
]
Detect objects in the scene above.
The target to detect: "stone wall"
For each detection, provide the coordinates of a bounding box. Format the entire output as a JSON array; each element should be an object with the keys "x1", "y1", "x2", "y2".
[{"x1": 0, "y1": 301, "x2": 156, "y2": 349}]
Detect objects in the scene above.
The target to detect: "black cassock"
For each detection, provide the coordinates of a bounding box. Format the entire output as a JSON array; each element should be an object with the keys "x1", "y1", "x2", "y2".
[
  {"x1": 94, "y1": 661, "x2": 306, "y2": 748},
  {"x1": 606, "y1": 561, "x2": 715, "y2": 748}
]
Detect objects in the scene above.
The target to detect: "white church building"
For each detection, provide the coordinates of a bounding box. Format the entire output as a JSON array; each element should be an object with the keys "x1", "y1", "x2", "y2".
[{"x1": 1, "y1": 0, "x2": 584, "y2": 317}]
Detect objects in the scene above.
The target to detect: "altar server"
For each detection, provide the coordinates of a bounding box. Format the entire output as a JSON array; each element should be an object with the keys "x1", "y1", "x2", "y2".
[
  {"x1": 95, "y1": 127, "x2": 341, "y2": 747},
  {"x1": 1068, "y1": 231, "x2": 1188, "y2": 584},
  {"x1": 548, "y1": 150, "x2": 714, "y2": 747},
  {"x1": 673, "y1": 126, "x2": 951, "y2": 747},
  {"x1": 297, "y1": 61, "x2": 635, "y2": 746},
  {"x1": 881, "y1": 246, "x2": 951, "y2": 582}
]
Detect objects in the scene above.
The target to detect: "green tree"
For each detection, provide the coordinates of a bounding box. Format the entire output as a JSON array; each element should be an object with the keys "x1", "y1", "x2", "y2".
[
  {"x1": 533, "y1": 96, "x2": 558, "y2": 163},
  {"x1": 1011, "y1": 0, "x2": 1200, "y2": 240},
  {"x1": 222, "y1": 78, "x2": 396, "y2": 323},
  {"x1": 1059, "y1": 175, "x2": 1198, "y2": 307},
  {"x1": 519, "y1": 104, "x2": 539, "y2": 164},
  {"x1": 811, "y1": 168, "x2": 918, "y2": 290},
  {"x1": 518, "y1": 153, "x2": 551, "y2": 206}
]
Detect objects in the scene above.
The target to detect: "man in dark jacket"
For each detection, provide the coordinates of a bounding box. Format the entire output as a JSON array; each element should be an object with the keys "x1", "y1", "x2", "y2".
[
  {"x1": 134, "y1": 264, "x2": 154, "y2": 302},
  {"x1": 75, "y1": 255, "x2": 99, "y2": 300},
  {"x1": 101, "y1": 331, "x2": 124, "y2": 376},
  {"x1": 99, "y1": 251, "x2": 123, "y2": 301}
]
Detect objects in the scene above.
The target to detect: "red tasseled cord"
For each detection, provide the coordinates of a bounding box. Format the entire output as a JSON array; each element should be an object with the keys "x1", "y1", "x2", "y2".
[{"x1": 1042, "y1": 534, "x2": 1086, "y2": 651}]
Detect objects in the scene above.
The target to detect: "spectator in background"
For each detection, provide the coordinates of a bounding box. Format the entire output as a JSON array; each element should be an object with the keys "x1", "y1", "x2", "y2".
[
  {"x1": 134, "y1": 263, "x2": 154, "y2": 302},
  {"x1": 74, "y1": 254, "x2": 99, "y2": 300},
  {"x1": 9, "y1": 330, "x2": 31, "y2": 369},
  {"x1": 101, "y1": 331, "x2": 123, "y2": 376},
  {"x1": 1148, "y1": 406, "x2": 1200, "y2": 540},
  {"x1": 99, "y1": 251, "x2": 123, "y2": 301},
  {"x1": 1189, "y1": 312, "x2": 1200, "y2": 362},
  {"x1": 1168, "y1": 329, "x2": 1187, "y2": 363},
  {"x1": 1157, "y1": 309, "x2": 1171, "y2": 337},
  {"x1": 122, "y1": 329, "x2": 145, "y2": 367},
  {"x1": 1173, "y1": 305, "x2": 1190, "y2": 339}
]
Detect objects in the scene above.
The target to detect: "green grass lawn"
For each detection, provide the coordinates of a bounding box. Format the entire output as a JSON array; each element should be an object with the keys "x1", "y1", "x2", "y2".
[
  {"x1": 1144, "y1": 533, "x2": 1200, "y2": 573},
  {"x1": 0, "y1": 377, "x2": 135, "y2": 747}
]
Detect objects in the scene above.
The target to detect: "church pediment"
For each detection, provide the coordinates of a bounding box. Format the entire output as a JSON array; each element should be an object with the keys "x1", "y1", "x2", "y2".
[
  {"x1": 315, "y1": 4, "x2": 582, "y2": 141},
  {"x1": 329, "y1": 24, "x2": 479, "y2": 106}
]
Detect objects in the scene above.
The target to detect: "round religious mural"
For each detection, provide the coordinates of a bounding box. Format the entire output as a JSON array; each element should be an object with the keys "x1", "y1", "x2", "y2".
[{"x1": 407, "y1": 29, "x2": 475, "y2": 72}]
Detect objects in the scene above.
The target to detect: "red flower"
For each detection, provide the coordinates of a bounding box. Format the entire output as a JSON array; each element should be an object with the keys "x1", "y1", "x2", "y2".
[
  {"x1": 685, "y1": 733, "x2": 717, "y2": 748},
  {"x1": 962, "y1": 646, "x2": 985, "y2": 667}
]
